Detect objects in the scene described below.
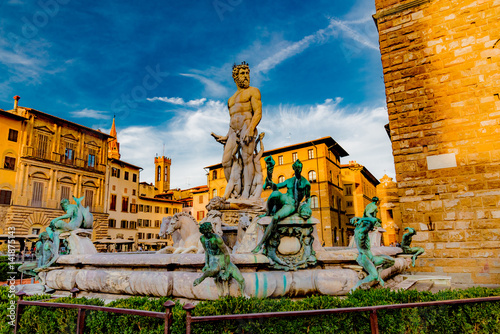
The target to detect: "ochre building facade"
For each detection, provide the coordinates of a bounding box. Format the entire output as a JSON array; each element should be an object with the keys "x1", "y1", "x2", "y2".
[
  {"x1": 0, "y1": 98, "x2": 111, "y2": 246},
  {"x1": 207, "y1": 137, "x2": 379, "y2": 247},
  {"x1": 374, "y1": 0, "x2": 500, "y2": 284}
]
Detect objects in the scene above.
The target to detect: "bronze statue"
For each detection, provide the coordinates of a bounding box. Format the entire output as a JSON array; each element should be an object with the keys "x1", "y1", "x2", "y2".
[
  {"x1": 401, "y1": 227, "x2": 424, "y2": 267},
  {"x1": 211, "y1": 61, "x2": 263, "y2": 199},
  {"x1": 350, "y1": 197, "x2": 395, "y2": 292},
  {"x1": 193, "y1": 222, "x2": 246, "y2": 296},
  {"x1": 252, "y1": 159, "x2": 311, "y2": 254}
]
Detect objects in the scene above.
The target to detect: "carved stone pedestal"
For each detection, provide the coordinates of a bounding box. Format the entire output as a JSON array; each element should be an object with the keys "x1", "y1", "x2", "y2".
[{"x1": 254, "y1": 214, "x2": 323, "y2": 271}]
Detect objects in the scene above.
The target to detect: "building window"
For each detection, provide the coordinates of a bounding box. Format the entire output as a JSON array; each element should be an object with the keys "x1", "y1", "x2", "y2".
[
  {"x1": 87, "y1": 149, "x2": 96, "y2": 168},
  {"x1": 0, "y1": 190, "x2": 12, "y2": 205},
  {"x1": 212, "y1": 189, "x2": 217, "y2": 197},
  {"x1": 308, "y1": 149, "x2": 314, "y2": 159},
  {"x1": 122, "y1": 196, "x2": 129, "y2": 212},
  {"x1": 155, "y1": 206, "x2": 160, "y2": 213},
  {"x1": 155, "y1": 220, "x2": 161, "y2": 228},
  {"x1": 278, "y1": 155, "x2": 283, "y2": 165},
  {"x1": 130, "y1": 221, "x2": 136, "y2": 229},
  {"x1": 143, "y1": 219, "x2": 150, "y2": 227},
  {"x1": 36, "y1": 134, "x2": 49, "y2": 159},
  {"x1": 84, "y1": 190, "x2": 93, "y2": 211},
  {"x1": 124, "y1": 171, "x2": 129, "y2": 180},
  {"x1": 132, "y1": 189, "x2": 136, "y2": 196},
  {"x1": 137, "y1": 219, "x2": 143, "y2": 227},
  {"x1": 64, "y1": 143, "x2": 75, "y2": 164},
  {"x1": 137, "y1": 232, "x2": 143, "y2": 239},
  {"x1": 61, "y1": 186, "x2": 71, "y2": 201},
  {"x1": 308, "y1": 170, "x2": 317, "y2": 182},
  {"x1": 345, "y1": 185, "x2": 352, "y2": 196},
  {"x1": 173, "y1": 208, "x2": 179, "y2": 214},
  {"x1": 110, "y1": 194, "x2": 117, "y2": 211},
  {"x1": 120, "y1": 220, "x2": 128, "y2": 229},
  {"x1": 164, "y1": 207, "x2": 169, "y2": 214},
  {"x1": 108, "y1": 219, "x2": 116, "y2": 228},
  {"x1": 212, "y1": 170, "x2": 217, "y2": 180},
  {"x1": 130, "y1": 204, "x2": 137, "y2": 213},
  {"x1": 278, "y1": 175, "x2": 285, "y2": 183},
  {"x1": 197, "y1": 211, "x2": 205, "y2": 220},
  {"x1": 347, "y1": 201, "x2": 353, "y2": 207},
  {"x1": 112, "y1": 167, "x2": 120, "y2": 178},
  {"x1": 311, "y1": 195, "x2": 319, "y2": 209},
  {"x1": 157, "y1": 166, "x2": 161, "y2": 182},
  {"x1": 133, "y1": 173, "x2": 137, "y2": 182},
  {"x1": 292, "y1": 152, "x2": 297, "y2": 162},
  {"x1": 8, "y1": 129, "x2": 18, "y2": 142},
  {"x1": 199, "y1": 195, "x2": 203, "y2": 204},
  {"x1": 164, "y1": 166, "x2": 168, "y2": 182},
  {"x1": 4, "y1": 156, "x2": 15, "y2": 170},
  {"x1": 139, "y1": 204, "x2": 143, "y2": 212},
  {"x1": 31, "y1": 182, "x2": 44, "y2": 207}
]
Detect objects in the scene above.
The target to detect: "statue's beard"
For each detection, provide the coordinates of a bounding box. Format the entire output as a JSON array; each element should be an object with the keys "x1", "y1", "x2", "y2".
[{"x1": 235, "y1": 77, "x2": 249, "y2": 88}]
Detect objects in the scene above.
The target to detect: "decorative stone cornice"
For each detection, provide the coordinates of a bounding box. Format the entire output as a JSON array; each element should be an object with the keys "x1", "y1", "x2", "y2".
[{"x1": 373, "y1": 0, "x2": 432, "y2": 20}]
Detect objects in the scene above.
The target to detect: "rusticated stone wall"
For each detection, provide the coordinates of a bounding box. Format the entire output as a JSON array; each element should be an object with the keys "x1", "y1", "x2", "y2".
[{"x1": 374, "y1": 0, "x2": 500, "y2": 284}]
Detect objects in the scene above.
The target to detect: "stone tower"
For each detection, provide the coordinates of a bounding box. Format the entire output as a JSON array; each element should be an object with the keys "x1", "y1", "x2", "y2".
[
  {"x1": 374, "y1": 0, "x2": 500, "y2": 284},
  {"x1": 108, "y1": 117, "x2": 120, "y2": 160},
  {"x1": 154, "y1": 156, "x2": 171, "y2": 194}
]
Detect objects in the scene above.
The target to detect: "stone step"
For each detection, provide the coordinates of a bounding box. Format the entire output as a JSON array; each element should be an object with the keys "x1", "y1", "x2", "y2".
[
  {"x1": 409, "y1": 281, "x2": 434, "y2": 292},
  {"x1": 391, "y1": 279, "x2": 417, "y2": 291}
]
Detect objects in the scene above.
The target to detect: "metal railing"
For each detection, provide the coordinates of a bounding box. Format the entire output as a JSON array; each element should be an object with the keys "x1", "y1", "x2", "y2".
[
  {"x1": 182, "y1": 296, "x2": 500, "y2": 334},
  {"x1": 14, "y1": 289, "x2": 175, "y2": 334},
  {"x1": 22, "y1": 146, "x2": 105, "y2": 173},
  {"x1": 14, "y1": 291, "x2": 500, "y2": 334}
]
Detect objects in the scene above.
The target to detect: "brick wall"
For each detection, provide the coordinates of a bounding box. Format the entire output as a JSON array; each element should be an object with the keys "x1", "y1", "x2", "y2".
[{"x1": 375, "y1": 0, "x2": 500, "y2": 284}]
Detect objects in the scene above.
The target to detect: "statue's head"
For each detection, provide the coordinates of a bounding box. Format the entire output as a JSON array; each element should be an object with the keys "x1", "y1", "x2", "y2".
[
  {"x1": 371, "y1": 196, "x2": 379, "y2": 203},
  {"x1": 199, "y1": 221, "x2": 213, "y2": 234},
  {"x1": 232, "y1": 61, "x2": 250, "y2": 89},
  {"x1": 60, "y1": 198, "x2": 70, "y2": 209},
  {"x1": 292, "y1": 159, "x2": 303, "y2": 174},
  {"x1": 39, "y1": 232, "x2": 49, "y2": 241},
  {"x1": 264, "y1": 156, "x2": 275, "y2": 168}
]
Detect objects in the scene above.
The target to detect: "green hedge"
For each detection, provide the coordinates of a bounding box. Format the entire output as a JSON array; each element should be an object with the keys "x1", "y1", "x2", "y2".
[
  {"x1": 0, "y1": 262, "x2": 22, "y2": 281},
  {"x1": 0, "y1": 287, "x2": 498, "y2": 334}
]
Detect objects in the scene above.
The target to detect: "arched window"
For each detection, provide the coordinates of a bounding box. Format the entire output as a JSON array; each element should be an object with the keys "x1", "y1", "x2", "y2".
[
  {"x1": 278, "y1": 175, "x2": 285, "y2": 183},
  {"x1": 212, "y1": 170, "x2": 217, "y2": 180},
  {"x1": 311, "y1": 195, "x2": 318, "y2": 208},
  {"x1": 308, "y1": 170, "x2": 317, "y2": 182},
  {"x1": 212, "y1": 189, "x2": 217, "y2": 197},
  {"x1": 164, "y1": 166, "x2": 168, "y2": 182},
  {"x1": 157, "y1": 166, "x2": 161, "y2": 182}
]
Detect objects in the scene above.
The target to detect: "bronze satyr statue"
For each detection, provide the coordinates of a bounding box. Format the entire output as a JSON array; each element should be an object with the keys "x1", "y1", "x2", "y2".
[
  {"x1": 401, "y1": 227, "x2": 424, "y2": 267},
  {"x1": 252, "y1": 159, "x2": 311, "y2": 254},
  {"x1": 350, "y1": 197, "x2": 395, "y2": 292},
  {"x1": 193, "y1": 222, "x2": 246, "y2": 296}
]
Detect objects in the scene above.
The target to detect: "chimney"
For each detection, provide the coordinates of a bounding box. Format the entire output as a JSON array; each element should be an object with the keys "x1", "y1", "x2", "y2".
[{"x1": 13, "y1": 95, "x2": 20, "y2": 110}]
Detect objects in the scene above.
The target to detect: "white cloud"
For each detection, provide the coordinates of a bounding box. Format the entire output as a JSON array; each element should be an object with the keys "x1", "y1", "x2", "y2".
[
  {"x1": 328, "y1": 19, "x2": 379, "y2": 51},
  {"x1": 116, "y1": 98, "x2": 395, "y2": 190},
  {"x1": 179, "y1": 73, "x2": 229, "y2": 98},
  {"x1": 147, "y1": 96, "x2": 207, "y2": 107},
  {"x1": 70, "y1": 108, "x2": 110, "y2": 120},
  {"x1": 254, "y1": 16, "x2": 378, "y2": 75}
]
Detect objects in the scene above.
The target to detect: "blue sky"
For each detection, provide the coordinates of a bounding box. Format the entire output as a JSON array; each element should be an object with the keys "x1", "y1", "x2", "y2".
[{"x1": 0, "y1": 0, "x2": 395, "y2": 188}]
